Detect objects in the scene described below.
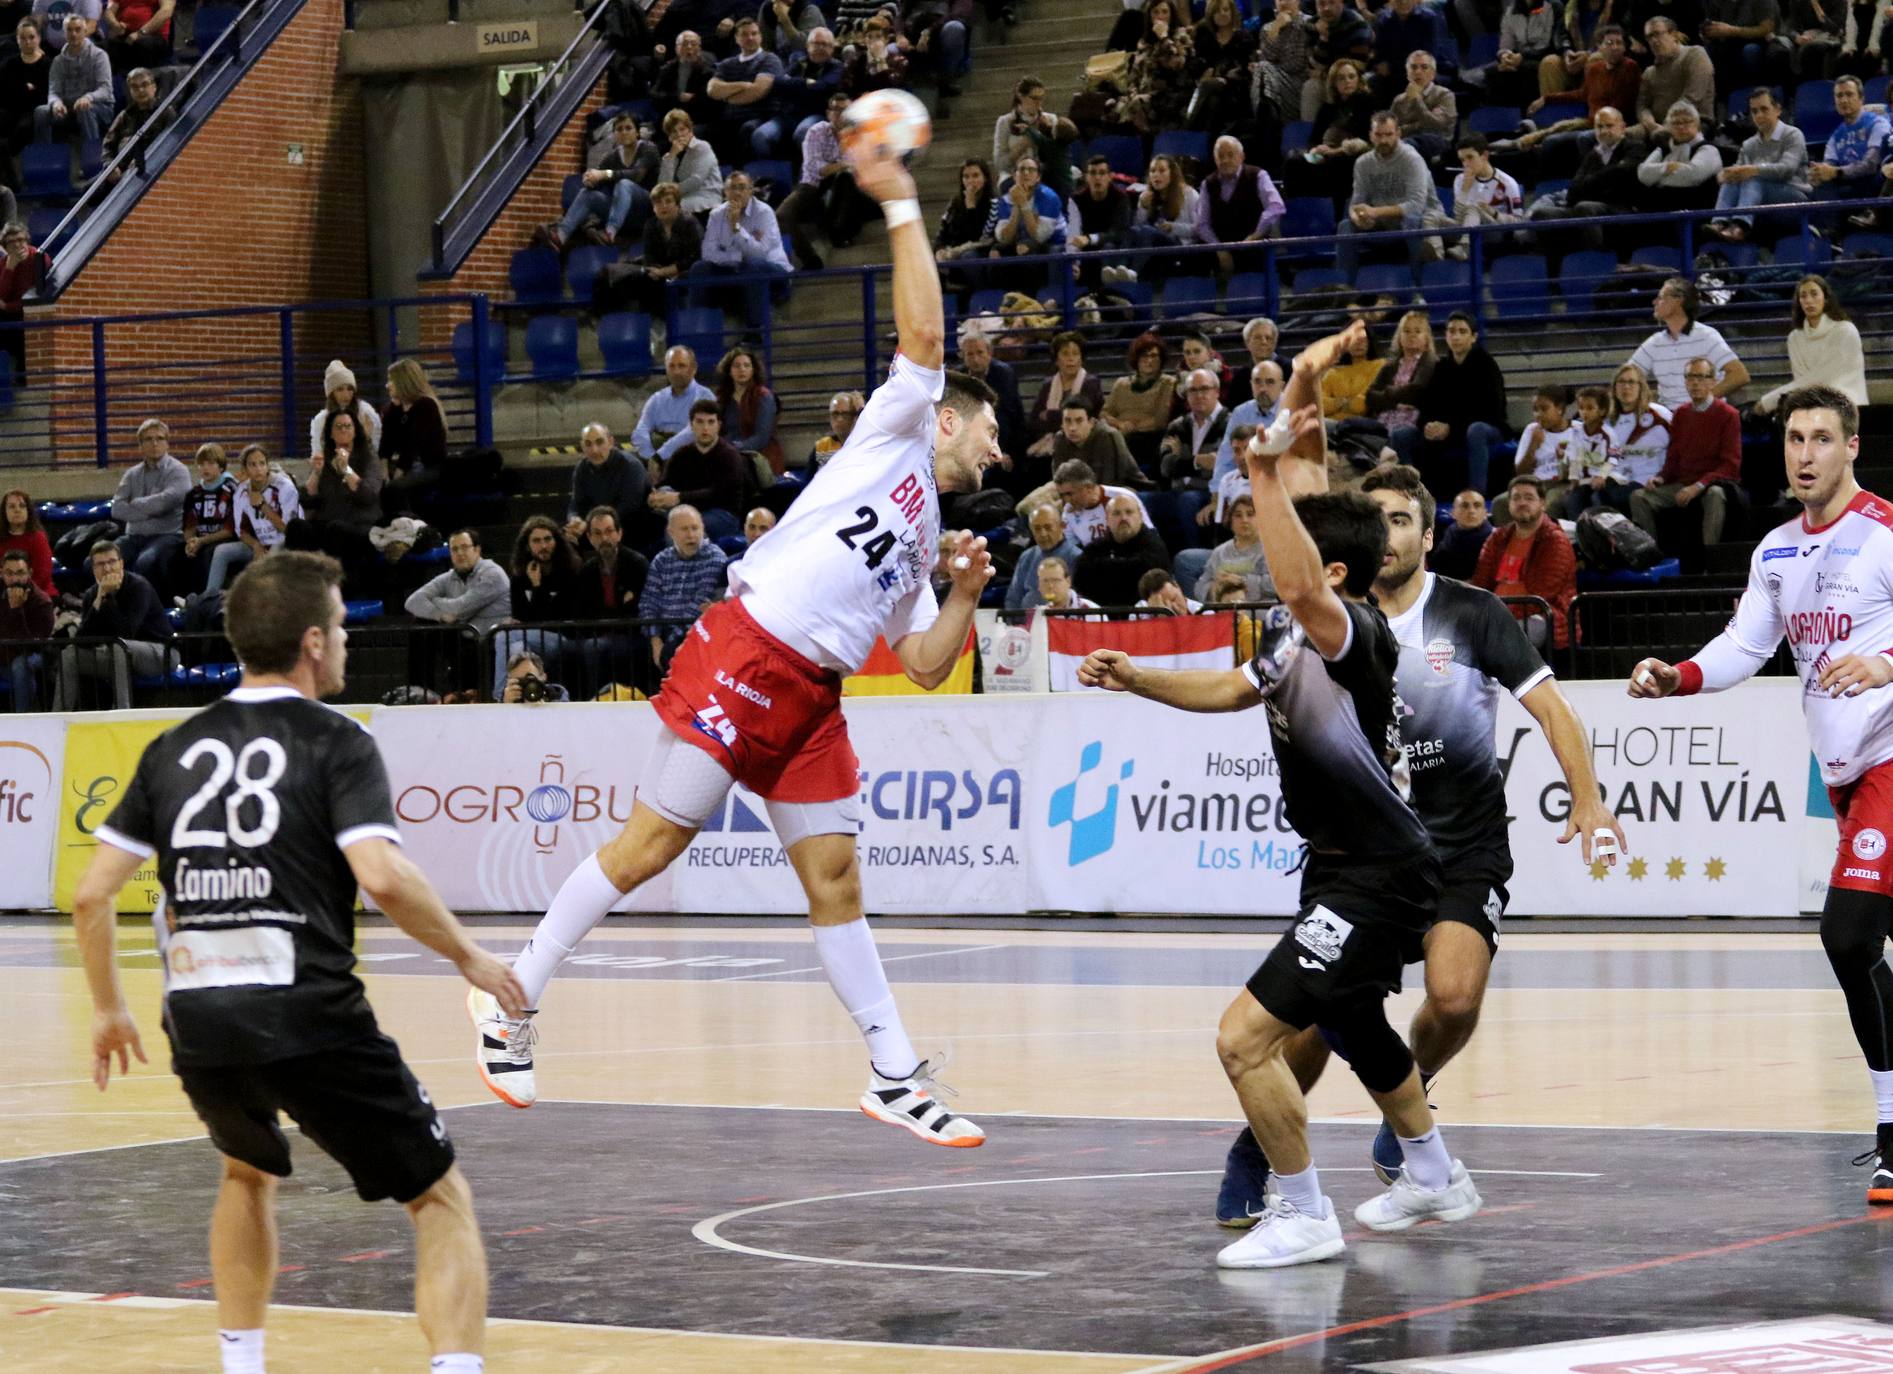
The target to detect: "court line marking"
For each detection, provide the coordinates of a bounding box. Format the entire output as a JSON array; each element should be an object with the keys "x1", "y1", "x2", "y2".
[
  {"x1": 709, "y1": 942, "x2": 1012, "y2": 983},
  {"x1": 536, "y1": 1098, "x2": 1866, "y2": 1135},
  {"x1": 691, "y1": 1165, "x2": 1601, "y2": 1278},
  {"x1": 0, "y1": 1287, "x2": 1164, "y2": 1362},
  {"x1": 1136, "y1": 1210, "x2": 1893, "y2": 1374}
]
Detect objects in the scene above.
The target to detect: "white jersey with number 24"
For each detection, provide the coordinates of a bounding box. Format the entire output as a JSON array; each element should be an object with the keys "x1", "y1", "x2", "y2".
[{"x1": 731, "y1": 353, "x2": 944, "y2": 675}]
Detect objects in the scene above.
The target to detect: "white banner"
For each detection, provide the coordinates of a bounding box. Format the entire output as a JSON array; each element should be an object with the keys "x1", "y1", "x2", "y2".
[
  {"x1": 0, "y1": 717, "x2": 63, "y2": 909},
  {"x1": 974, "y1": 609, "x2": 1047, "y2": 694},
  {"x1": 1492, "y1": 678, "x2": 1807, "y2": 917}
]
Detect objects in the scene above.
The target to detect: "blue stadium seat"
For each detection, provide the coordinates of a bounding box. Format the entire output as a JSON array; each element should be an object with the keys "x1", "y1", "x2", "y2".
[
  {"x1": 1281, "y1": 121, "x2": 1313, "y2": 156},
  {"x1": 1532, "y1": 177, "x2": 1571, "y2": 202},
  {"x1": 525, "y1": 315, "x2": 579, "y2": 381},
  {"x1": 1843, "y1": 231, "x2": 1893, "y2": 260},
  {"x1": 1354, "y1": 263, "x2": 1415, "y2": 299},
  {"x1": 1629, "y1": 245, "x2": 1683, "y2": 274},
  {"x1": 1770, "y1": 233, "x2": 1832, "y2": 270},
  {"x1": 966, "y1": 288, "x2": 1007, "y2": 318},
  {"x1": 1152, "y1": 130, "x2": 1211, "y2": 165},
  {"x1": 1158, "y1": 276, "x2": 1220, "y2": 319},
  {"x1": 597, "y1": 311, "x2": 654, "y2": 376},
  {"x1": 669, "y1": 306, "x2": 724, "y2": 363},
  {"x1": 1090, "y1": 134, "x2": 1147, "y2": 177},
  {"x1": 1579, "y1": 557, "x2": 1681, "y2": 589},
  {"x1": 743, "y1": 159, "x2": 794, "y2": 205},
  {"x1": 714, "y1": 535, "x2": 749, "y2": 557},
  {"x1": 1557, "y1": 249, "x2": 1618, "y2": 311},
  {"x1": 1107, "y1": 279, "x2": 1155, "y2": 327},
  {"x1": 1795, "y1": 79, "x2": 1836, "y2": 124},
  {"x1": 1290, "y1": 266, "x2": 1349, "y2": 294},
  {"x1": 25, "y1": 207, "x2": 60, "y2": 243},
  {"x1": 1225, "y1": 272, "x2": 1273, "y2": 314},
  {"x1": 1467, "y1": 106, "x2": 1521, "y2": 136},
  {"x1": 564, "y1": 243, "x2": 619, "y2": 297},
  {"x1": 190, "y1": 2, "x2": 241, "y2": 53},
  {"x1": 561, "y1": 174, "x2": 584, "y2": 211},
  {"x1": 508, "y1": 247, "x2": 564, "y2": 306},
  {"x1": 1800, "y1": 108, "x2": 1842, "y2": 146},
  {"x1": 450, "y1": 321, "x2": 507, "y2": 386},
  {"x1": 343, "y1": 601, "x2": 384, "y2": 624},
  {"x1": 1488, "y1": 253, "x2": 1549, "y2": 318},
  {"x1": 1280, "y1": 196, "x2": 1334, "y2": 240},
  {"x1": 1418, "y1": 260, "x2": 1473, "y2": 320},
  {"x1": 79, "y1": 138, "x2": 103, "y2": 180},
  {"x1": 21, "y1": 143, "x2": 73, "y2": 202},
  {"x1": 1435, "y1": 180, "x2": 1454, "y2": 215},
  {"x1": 1467, "y1": 32, "x2": 1500, "y2": 65},
  {"x1": 1867, "y1": 74, "x2": 1891, "y2": 104}
]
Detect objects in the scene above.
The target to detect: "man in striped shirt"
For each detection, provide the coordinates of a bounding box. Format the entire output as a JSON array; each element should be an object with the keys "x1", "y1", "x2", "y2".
[
  {"x1": 1626, "y1": 276, "x2": 1750, "y2": 409},
  {"x1": 775, "y1": 91, "x2": 871, "y2": 270},
  {"x1": 642, "y1": 504, "x2": 729, "y2": 671}
]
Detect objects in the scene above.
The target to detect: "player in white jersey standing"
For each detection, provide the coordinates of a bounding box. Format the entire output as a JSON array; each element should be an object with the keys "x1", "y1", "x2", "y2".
[
  {"x1": 1630, "y1": 385, "x2": 1893, "y2": 1204},
  {"x1": 469, "y1": 136, "x2": 1004, "y2": 1147}
]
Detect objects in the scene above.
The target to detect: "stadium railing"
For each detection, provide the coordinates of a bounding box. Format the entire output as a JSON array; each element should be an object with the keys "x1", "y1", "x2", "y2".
[
  {"x1": 1566, "y1": 587, "x2": 1794, "y2": 682},
  {"x1": 0, "y1": 293, "x2": 496, "y2": 469}
]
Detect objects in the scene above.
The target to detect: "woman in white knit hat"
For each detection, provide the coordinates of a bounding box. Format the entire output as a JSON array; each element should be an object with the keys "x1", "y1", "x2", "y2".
[{"x1": 307, "y1": 357, "x2": 383, "y2": 458}]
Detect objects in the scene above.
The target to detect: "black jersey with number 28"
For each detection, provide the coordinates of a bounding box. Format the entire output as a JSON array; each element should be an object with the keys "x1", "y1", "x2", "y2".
[
  {"x1": 97, "y1": 686, "x2": 401, "y2": 1068},
  {"x1": 1241, "y1": 599, "x2": 1433, "y2": 864}
]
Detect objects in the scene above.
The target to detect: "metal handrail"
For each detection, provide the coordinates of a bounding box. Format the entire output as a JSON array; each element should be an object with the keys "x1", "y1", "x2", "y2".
[
  {"x1": 429, "y1": 0, "x2": 613, "y2": 274},
  {"x1": 34, "y1": 0, "x2": 302, "y2": 295}
]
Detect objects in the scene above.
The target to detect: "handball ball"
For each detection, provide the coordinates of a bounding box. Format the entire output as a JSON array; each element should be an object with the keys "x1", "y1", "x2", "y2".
[{"x1": 841, "y1": 89, "x2": 932, "y2": 160}]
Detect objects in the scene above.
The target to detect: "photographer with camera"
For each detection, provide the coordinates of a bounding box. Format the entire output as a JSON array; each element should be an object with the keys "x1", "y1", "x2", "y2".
[{"x1": 500, "y1": 649, "x2": 570, "y2": 704}]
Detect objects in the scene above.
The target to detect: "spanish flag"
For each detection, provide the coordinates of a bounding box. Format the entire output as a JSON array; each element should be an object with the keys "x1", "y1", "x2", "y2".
[{"x1": 843, "y1": 627, "x2": 977, "y2": 696}]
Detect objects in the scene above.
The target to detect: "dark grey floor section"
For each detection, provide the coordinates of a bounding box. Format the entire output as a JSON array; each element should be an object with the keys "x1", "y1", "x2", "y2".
[
  {"x1": 0, "y1": 936, "x2": 1852, "y2": 989},
  {"x1": 5, "y1": 1106, "x2": 1893, "y2": 1366}
]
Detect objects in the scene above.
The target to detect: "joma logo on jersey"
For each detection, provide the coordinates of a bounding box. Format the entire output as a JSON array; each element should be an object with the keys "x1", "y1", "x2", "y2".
[{"x1": 1786, "y1": 609, "x2": 1853, "y2": 647}]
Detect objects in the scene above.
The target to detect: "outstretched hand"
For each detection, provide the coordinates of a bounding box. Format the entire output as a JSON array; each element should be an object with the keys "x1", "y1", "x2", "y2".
[
  {"x1": 848, "y1": 138, "x2": 918, "y2": 205},
  {"x1": 944, "y1": 530, "x2": 995, "y2": 597},
  {"x1": 1078, "y1": 648, "x2": 1137, "y2": 692}
]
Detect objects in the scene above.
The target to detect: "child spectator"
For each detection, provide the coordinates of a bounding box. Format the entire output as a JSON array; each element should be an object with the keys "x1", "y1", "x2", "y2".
[
  {"x1": 1508, "y1": 384, "x2": 1577, "y2": 519},
  {"x1": 174, "y1": 441, "x2": 237, "y2": 594},
  {"x1": 1561, "y1": 386, "x2": 1620, "y2": 517},
  {"x1": 215, "y1": 443, "x2": 298, "y2": 593}
]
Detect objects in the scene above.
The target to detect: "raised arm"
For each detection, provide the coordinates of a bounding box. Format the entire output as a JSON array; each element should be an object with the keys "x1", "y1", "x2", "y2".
[
  {"x1": 849, "y1": 136, "x2": 944, "y2": 369},
  {"x1": 1078, "y1": 647, "x2": 1260, "y2": 712}
]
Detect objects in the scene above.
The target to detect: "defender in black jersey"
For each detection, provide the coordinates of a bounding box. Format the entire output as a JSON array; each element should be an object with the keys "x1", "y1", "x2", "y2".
[
  {"x1": 73, "y1": 552, "x2": 525, "y2": 1374},
  {"x1": 1081, "y1": 353, "x2": 1482, "y2": 1269},
  {"x1": 1215, "y1": 465, "x2": 1625, "y2": 1216}
]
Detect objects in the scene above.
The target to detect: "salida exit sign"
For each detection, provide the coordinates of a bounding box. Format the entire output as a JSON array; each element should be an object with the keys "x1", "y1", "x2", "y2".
[{"x1": 475, "y1": 20, "x2": 537, "y2": 52}]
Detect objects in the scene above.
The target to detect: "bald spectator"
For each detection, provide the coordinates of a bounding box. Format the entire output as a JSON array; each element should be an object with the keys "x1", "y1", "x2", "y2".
[
  {"x1": 1054, "y1": 458, "x2": 1151, "y2": 547},
  {"x1": 653, "y1": 28, "x2": 715, "y2": 116},
  {"x1": 1007, "y1": 502, "x2": 1082, "y2": 611},
  {"x1": 643, "y1": 503, "x2": 728, "y2": 669},
  {"x1": 1335, "y1": 113, "x2": 1449, "y2": 277},
  {"x1": 1634, "y1": 19, "x2": 1713, "y2": 140},
  {"x1": 1195, "y1": 135, "x2": 1285, "y2": 275},
  {"x1": 1388, "y1": 49, "x2": 1456, "y2": 161},
  {"x1": 808, "y1": 389, "x2": 863, "y2": 469},
  {"x1": 1629, "y1": 357, "x2": 1741, "y2": 547},
  {"x1": 632, "y1": 346, "x2": 716, "y2": 461},
  {"x1": 1212, "y1": 360, "x2": 1285, "y2": 493},
  {"x1": 565, "y1": 421, "x2": 649, "y2": 543},
  {"x1": 1074, "y1": 492, "x2": 1171, "y2": 605}
]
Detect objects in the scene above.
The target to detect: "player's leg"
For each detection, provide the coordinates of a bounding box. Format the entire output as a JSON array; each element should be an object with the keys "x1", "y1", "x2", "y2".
[
  {"x1": 1212, "y1": 987, "x2": 1345, "y2": 1267},
  {"x1": 777, "y1": 818, "x2": 984, "y2": 1147},
  {"x1": 209, "y1": 1156, "x2": 278, "y2": 1374},
  {"x1": 473, "y1": 730, "x2": 720, "y2": 1107},
  {"x1": 1821, "y1": 768, "x2": 1893, "y2": 1203},
  {"x1": 406, "y1": 1165, "x2": 487, "y2": 1372},
  {"x1": 1337, "y1": 997, "x2": 1482, "y2": 1231},
  {"x1": 1217, "y1": 1025, "x2": 1333, "y2": 1227}
]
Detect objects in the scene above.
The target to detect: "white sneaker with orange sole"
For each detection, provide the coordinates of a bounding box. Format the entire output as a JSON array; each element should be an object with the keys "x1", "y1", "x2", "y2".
[
  {"x1": 469, "y1": 987, "x2": 538, "y2": 1109},
  {"x1": 859, "y1": 1058, "x2": 984, "y2": 1147}
]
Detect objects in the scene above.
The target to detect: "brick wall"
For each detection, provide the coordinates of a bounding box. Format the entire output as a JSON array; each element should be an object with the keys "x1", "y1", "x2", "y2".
[
  {"x1": 418, "y1": 80, "x2": 608, "y2": 349},
  {"x1": 40, "y1": 0, "x2": 372, "y2": 463}
]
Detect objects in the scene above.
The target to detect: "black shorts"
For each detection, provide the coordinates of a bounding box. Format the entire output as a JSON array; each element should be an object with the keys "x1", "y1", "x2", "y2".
[
  {"x1": 1428, "y1": 838, "x2": 1512, "y2": 958},
  {"x1": 1248, "y1": 848, "x2": 1442, "y2": 1029},
  {"x1": 175, "y1": 1033, "x2": 455, "y2": 1204}
]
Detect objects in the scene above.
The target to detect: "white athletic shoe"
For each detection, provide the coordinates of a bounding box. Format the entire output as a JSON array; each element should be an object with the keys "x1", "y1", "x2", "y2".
[
  {"x1": 469, "y1": 987, "x2": 538, "y2": 1109},
  {"x1": 859, "y1": 1057, "x2": 985, "y2": 1147},
  {"x1": 1353, "y1": 1160, "x2": 1482, "y2": 1232},
  {"x1": 1216, "y1": 1194, "x2": 1345, "y2": 1269}
]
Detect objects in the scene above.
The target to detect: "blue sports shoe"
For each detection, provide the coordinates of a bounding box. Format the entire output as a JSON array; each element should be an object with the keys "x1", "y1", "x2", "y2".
[
  {"x1": 1217, "y1": 1127, "x2": 1272, "y2": 1227},
  {"x1": 1371, "y1": 1119, "x2": 1404, "y2": 1185}
]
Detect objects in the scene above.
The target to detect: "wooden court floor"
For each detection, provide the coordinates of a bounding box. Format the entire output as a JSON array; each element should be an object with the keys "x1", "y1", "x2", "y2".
[{"x1": 0, "y1": 921, "x2": 1882, "y2": 1373}]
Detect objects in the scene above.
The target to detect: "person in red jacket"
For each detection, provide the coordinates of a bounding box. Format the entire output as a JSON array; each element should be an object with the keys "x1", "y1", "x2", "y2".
[
  {"x1": 1, "y1": 487, "x2": 53, "y2": 594},
  {"x1": 1472, "y1": 475, "x2": 1577, "y2": 647},
  {"x1": 1628, "y1": 358, "x2": 1742, "y2": 547}
]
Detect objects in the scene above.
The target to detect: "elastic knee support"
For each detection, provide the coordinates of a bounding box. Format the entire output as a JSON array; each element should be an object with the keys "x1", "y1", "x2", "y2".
[{"x1": 1324, "y1": 1002, "x2": 1414, "y2": 1096}]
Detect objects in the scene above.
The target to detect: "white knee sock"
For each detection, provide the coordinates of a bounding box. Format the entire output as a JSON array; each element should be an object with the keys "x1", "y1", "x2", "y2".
[
  {"x1": 514, "y1": 854, "x2": 623, "y2": 1009},
  {"x1": 1397, "y1": 1126, "x2": 1453, "y2": 1191},
  {"x1": 429, "y1": 1357, "x2": 483, "y2": 1373},
  {"x1": 1274, "y1": 1163, "x2": 1323, "y2": 1216},
  {"x1": 1872, "y1": 1067, "x2": 1893, "y2": 1123},
  {"x1": 219, "y1": 1329, "x2": 265, "y2": 1374},
  {"x1": 811, "y1": 919, "x2": 918, "y2": 1079}
]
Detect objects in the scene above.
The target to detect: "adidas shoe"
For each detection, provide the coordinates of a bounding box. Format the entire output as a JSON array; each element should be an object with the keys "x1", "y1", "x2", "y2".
[
  {"x1": 1217, "y1": 1127, "x2": 1272, "y2": 1228},
  {"x1": 1853, "y1": 1128, "x2": 1893, "y2": 1205},
  {"x1": 1216, "y1": 1194, "x2": 1345, "y2": 1268},
  {"x1": 1371, "y1": 1120, "x2": 1405, "y2": 1185},
  {"x1": 468, "y1": 987, "x2": 538, "y2": 1109},
  {"x1": 1354, "y1": 1160, "x2": 1481, "y2": 1232},
  {"x1": 859, "y1": 1057, "x2": 984, "y2": 1147}
]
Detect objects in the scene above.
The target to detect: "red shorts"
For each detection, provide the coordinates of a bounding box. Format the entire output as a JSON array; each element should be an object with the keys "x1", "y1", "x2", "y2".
[
  {"x1": 1828, "y1": 759, "x2": 1893, "y2": 897},
  {"x1": 651, "y1": 598, "x2": 859, "y2": 804}
]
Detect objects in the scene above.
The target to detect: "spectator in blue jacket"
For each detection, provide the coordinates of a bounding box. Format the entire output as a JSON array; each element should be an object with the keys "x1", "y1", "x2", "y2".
[
  {"x1": 706, "y1": 17, "x2": 786, "y2": 159},
  {"x1": 632, "y1": 345, "x2": 716, "y2": 461},
  {"x1": 781, "y1": 25, "x2": 843, "y2": 145},
  {"x1": 1007, "y1": 502, "x2": 1082, "y2": 611}
]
